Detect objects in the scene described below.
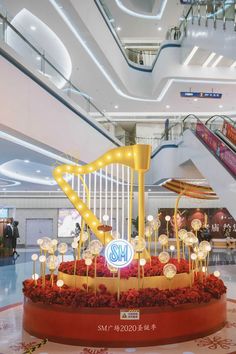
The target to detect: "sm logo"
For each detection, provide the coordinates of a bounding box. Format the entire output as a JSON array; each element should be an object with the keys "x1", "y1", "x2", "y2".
[{"x1": 105, "y1": 239, "x2": 134, "y2": 268}]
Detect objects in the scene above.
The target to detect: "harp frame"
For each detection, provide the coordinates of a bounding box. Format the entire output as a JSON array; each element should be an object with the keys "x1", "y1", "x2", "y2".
[{"x1": 53, "y1": 144, "x2": 151, "y2": 245}]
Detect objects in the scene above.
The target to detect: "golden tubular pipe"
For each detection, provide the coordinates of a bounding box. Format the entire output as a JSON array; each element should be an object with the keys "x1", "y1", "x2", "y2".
[
  {"x1": 174, "y1": 190, "x2": 185, "y2": 262},
  {"x1": 128, "y1": 169, "x2": 134, "y2": 242},
  {"x1": 138, "y1": 171, "x2": 145, "y2": 240}
]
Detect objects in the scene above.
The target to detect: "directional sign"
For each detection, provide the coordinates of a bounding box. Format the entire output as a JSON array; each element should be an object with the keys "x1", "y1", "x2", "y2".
[{"x1": 180, "y1": 92, "x2": 222, "y2": 99}]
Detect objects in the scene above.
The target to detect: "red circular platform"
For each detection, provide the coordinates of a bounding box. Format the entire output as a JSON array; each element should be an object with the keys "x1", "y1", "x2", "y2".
[{"x1": 23, "y1": 295, "x2": 226, "y2": 347}]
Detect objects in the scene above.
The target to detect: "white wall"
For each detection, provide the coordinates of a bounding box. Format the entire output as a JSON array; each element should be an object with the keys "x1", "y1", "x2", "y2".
[{"x1": 0, "y1": 48, "x2": 120, "y2": 164}]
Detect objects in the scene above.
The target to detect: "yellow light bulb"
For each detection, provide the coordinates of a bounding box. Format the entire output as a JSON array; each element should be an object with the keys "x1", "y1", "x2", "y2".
[
  {"x1": 77, "y1": 204, "x2": 83, "y2": 209},
  {"x1": 98, "y1": 161, "x2": 102, "y2": 166},
  {"x1": 78, "y1": 167, "x2": 82, "y2": 172},
  {"x1": 92, "y1": 221, "x2": 97, "y2": 226},
  {"x1": 107, "y1": 155, "x2": 111, "y2": 160},
  {"x1": 85, "y1": 213, "x2": 89, "y2": 218},
  {"x1": 66, "y1": 166, "x2": 71, "y2": 171},
  {"x1": 127, "y1": 152, "x2": 132, "y2": 157},
  {"x1": 89, "y1": 166, "x2": 93, "y2": 171},
  {"x1": 117, "y1": 152, "x2": 121, "y2": 157}
]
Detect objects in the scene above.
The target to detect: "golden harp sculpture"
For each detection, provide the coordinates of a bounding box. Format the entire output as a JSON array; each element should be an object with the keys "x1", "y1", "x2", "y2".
[{"x1": 53, "y1": 145, "x2": 151, "y2": 245}]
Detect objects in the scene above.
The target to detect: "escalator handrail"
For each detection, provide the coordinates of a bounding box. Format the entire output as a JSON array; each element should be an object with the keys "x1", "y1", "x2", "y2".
[{"x1": 205, "y1": 114, "x2": 236, "y2": 128}]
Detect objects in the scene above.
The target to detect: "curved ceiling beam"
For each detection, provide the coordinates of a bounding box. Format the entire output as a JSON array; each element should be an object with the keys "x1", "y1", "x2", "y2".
[{"x1": 114, "y1": 0, "x2": 168, "y2": 19}]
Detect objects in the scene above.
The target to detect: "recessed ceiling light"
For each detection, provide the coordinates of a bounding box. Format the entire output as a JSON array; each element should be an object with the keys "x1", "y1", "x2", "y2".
[
  {"x1": 2, "y1": 188, "x2": 6, "y2": 191},
  {"x1": 202, "y1": 52, "x2": 216, "y2": 68},
  {"x1": 148, "y1": 188, "x2": 151, "y2": 192},
  {"x1": 230, "y1": 61, "x2": 236, "y2": 68},
  {"x1": 36, "y1": 170, "x2": 41, "y2": 173},
  {"x1": 183, "y1": 46, "x2": 199, "y2": 66},
  {"x1": 24, "y1": 160, "x2": 30, "y2": 163},
  {"x1": 194, "y1": 98, "x2": 198, "y2": 102},
  {"x1": 166, "y1": 105, "x2": 170, "y2": 109},
  {"x1": 114, "y1": 105, "x2": 119, "y2": 109},
  {"x1": 36, "y1": 56, "x2": 41, "y2": 61},
  {"x1": 57, "y1": 188, "x2": 61, "y2": 191},
  {"x1": 157, "y1": 27, "x2": 162, "y2": 31},
  {"x1": 219, "y1": 104, "x2": 223, "y2": 108},
  {"x1": 116, "y1": 26, "x2": 121, "y2": 31},
  {"x1": 211, "y1": 55, "x2": 223, "y2": 68},
  {"x1": 45, "y1": 177, "x2": 50, "y2": 180},
  {"x1": 30, "y1": 25, "x2": 36, "y2": 31}
]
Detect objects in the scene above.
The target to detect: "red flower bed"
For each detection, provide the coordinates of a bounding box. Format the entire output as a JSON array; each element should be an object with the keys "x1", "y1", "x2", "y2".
[
  {"x1": 58, "y1": 256, "x2": 189, "y2": 278},
  {"x1": 22, "y1": 274, "x2": 226, "y2": 308}
]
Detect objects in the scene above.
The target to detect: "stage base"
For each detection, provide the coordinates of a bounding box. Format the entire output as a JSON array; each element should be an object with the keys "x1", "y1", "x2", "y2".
[{"x1": 23, "y1": 295, "x2": 226, "y2": 347}]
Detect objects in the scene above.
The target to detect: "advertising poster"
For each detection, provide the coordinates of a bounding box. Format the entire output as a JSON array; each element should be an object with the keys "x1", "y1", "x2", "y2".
[
  {"x1": 158, "y1": 208, "x2": 236, "y2": 239},
  {"x1": 58, "y1": 208, "x2": 81, "y2": 237}
]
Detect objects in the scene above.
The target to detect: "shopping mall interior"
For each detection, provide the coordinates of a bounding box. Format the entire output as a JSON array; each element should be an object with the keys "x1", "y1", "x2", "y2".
[{"x1": 0, "y1": 0, "x2": 236, "y2": 353}]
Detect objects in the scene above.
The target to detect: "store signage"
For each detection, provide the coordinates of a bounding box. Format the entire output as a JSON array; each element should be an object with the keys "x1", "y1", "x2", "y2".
[
  {"x1": 180, "y1": 0, "x2": 193, "y2": 4},
  {"x1": 180, "y1": 0, "x2": 205, "y2": 4},
  {"x1": 180, "y1": 92, "x2": 222, "y2": 99},
  {"x1": 105, "y1": 239, "x2": 134, "y2": 268},
  {"x1": 120, "y1": 309, "x2": 140, "y2": 320}
]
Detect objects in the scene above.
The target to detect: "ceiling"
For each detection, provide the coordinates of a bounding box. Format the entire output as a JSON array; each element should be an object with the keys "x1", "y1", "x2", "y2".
[{"x1": 0, "y1": 0, "x2": 236, "y2": 194}]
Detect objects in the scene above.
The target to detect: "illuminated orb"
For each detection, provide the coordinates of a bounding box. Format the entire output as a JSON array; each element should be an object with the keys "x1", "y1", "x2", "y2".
[
  {"x1": 159, "y1": 234, "x2": 168, "y2": 246},
  {"x1": 81, "y1": 232, "x2": 89, "y2": 242},
  {"x1": 31, "y1": 254, "x2": 38, "y2": 261},
  {"x1": 46, "y1": 255, "x2": 59, "y2": 270},
  {"x1": 58, "y1": 243, "x2": 68, "y2": 254},
  {"x1": 56, "y1": 279, "x2": 64, "y2": 287},
  {"x1": 191, "y1": 219, "x2": 202, "y2": 231},
  {"x1": 178, "y1": 229, "x2": 188, "y2": 241},
  {"x1": 158, "y1": 251, "x2": 170, "y2": 264},
  {"x1": 89, "y1": 240, "x2": 103, "y2": 255},
  {"x1": 197, "y1": 250, "x2": 207, "y2": 261},
  {"x1": 32, "y1": 273, "x2": 39, "y2": 281},
  {"x1": 131, "y1": 236, "x2": 146, "y2": 252},
  {"x1": 151, "y1": 219, "x2": 161, "y2": 230},
  {"x1": 40, "y1": 237, "x2": 52, "y2": 252},
  {"x1": 199, "y1": 240, "x2": 212, "y2": 252},
  {"x1": 85, "y1": 258, "x2": 93, "y2": 266},
  {"x1": 140, "y1": 258, "x2": 147, "y2": 266},
  {"x1": 147, "y1": 215, "x2": 154, "y2": 222},
  {"x1": 214, "y1": 270, "x2": 220, "y2": 277},
  {"x1": 163, "y1": 263, "x2": 177, "y2": 279},
  {"x1": 82, "y1": 249, "x2": 93, "y2": 260}
]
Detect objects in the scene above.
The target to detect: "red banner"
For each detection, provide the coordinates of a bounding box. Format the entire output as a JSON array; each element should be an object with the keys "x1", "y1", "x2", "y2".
[
  {"x1": 196, "y1": 122, "x2": 236, "y2": 176},
  {"x1": 222, "y1": 121, "x2": 236, "y2": 146}
]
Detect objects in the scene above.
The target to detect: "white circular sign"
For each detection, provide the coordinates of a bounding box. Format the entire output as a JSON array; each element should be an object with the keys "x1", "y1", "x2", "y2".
[{"x1": 105, "y1": 239, "x2": 134, "y2": 268}]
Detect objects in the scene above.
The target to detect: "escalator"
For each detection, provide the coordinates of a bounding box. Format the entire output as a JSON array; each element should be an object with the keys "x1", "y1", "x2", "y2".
[
  {"x1": 205, "y1": 115, "x2": 236, "y2": 153},
  {"x1": 150, "y1": 114, "x2": 236, "y2": 218}
]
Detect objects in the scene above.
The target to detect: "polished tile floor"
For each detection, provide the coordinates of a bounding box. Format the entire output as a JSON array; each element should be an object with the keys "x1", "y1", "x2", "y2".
[{"x1": 0, "y1": 248, "x2": 236, "y2": 354}]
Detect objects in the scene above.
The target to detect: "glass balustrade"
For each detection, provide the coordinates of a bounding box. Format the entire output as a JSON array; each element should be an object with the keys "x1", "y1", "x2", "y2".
[{"x1": 0, "y1": 10, "x2": 116, "y2": 137}]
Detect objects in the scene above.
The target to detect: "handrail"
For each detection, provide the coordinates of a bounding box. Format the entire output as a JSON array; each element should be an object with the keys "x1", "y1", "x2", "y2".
[
  {"x1": 205, "y1": 115, "x2": 236, "y2": 127},
  {"x1": 0, "y1": 11, "x2": 115, "y2": 128},
  {"x1": 179, "y1": 0, "x2": 236, "y2": 31}
]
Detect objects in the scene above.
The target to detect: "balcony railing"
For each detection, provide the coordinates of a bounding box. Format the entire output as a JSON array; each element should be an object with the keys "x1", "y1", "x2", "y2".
[{"x1": 0, "y1": 9, "x2": 118, "y2": 138}]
